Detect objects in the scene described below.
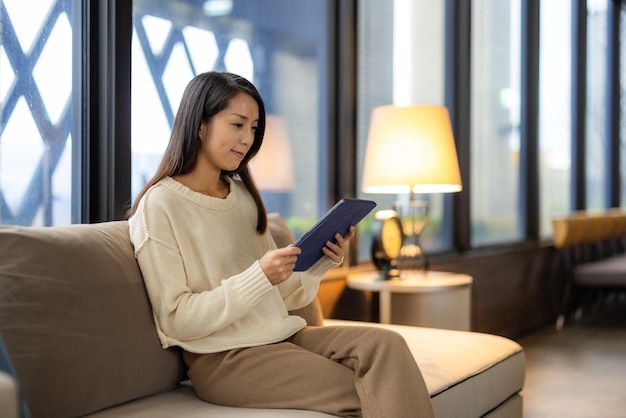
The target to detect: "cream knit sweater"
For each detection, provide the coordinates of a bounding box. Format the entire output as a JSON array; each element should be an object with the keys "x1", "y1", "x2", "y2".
[{"x1": 129, "y1": 177, "x2": 337, "y2": 354}]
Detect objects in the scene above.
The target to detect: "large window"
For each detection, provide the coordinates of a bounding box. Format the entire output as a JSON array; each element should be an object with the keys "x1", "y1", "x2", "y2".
[
  {"x1": 0, "y1": 0, "x2": 79, "y2": 226},
  {"x1": 470, "y1": 0, "x2": 522, "y2": 246},
  {"x1": 2, "y1": 0, "x2": 625, "y2": 263},
  {"x1": 131, "y1": 0, "x2": 330, "y2": 238},
  {"x1": 538, "y1": 0, "x2": 573, "y2": 237},
  {"x1": 356, "y1": 0, "x2": 448, "y2": 261}
]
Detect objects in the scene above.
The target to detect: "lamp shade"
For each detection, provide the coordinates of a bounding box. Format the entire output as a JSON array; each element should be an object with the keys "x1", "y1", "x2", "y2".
[{"x1": 362, "y1": 105, "x2": 462, "y2": 194}]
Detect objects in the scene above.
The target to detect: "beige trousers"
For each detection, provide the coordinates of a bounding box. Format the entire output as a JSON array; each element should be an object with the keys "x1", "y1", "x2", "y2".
[{"x1": 183, "y1": 325, "x2": 435, "y2": 418}]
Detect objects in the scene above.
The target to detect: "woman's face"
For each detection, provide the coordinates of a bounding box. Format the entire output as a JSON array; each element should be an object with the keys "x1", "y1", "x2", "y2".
[{"x1": 197, "y1": 92, "x2": 259, "y2": 174}]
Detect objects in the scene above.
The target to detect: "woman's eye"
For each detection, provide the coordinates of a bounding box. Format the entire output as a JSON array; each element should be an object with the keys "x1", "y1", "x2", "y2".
[{"x1": 233, "y1": 123, "x2": 243, "y2": 128}]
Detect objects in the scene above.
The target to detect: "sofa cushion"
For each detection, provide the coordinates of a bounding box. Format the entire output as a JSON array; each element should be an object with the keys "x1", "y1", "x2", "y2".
[
  {"x1": 87, "y1": 382, "x2": 336, "y2": 417},
  {"x1": 573, "y1": 254, "x2": 626, "y2": 287},
  {"x1": 0, "y1": 222, "x2": 185, "y2": 418},
  {"x1": 87, "y1": 322, "x2": 525, "y2": 418},
  {"x1": 326, "y1": 320, "x2": 525, "y2": 418}
]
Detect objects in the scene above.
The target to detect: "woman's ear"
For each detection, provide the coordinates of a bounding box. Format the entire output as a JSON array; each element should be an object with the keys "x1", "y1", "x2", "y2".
[{"x1": 198, "y1": 122, "x2": 207, "y2": 140}]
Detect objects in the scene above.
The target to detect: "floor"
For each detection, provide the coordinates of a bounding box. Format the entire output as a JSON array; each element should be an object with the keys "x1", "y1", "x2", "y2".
[{"x1": 516, "y1": 299, "x2": 626, "y2": 418}]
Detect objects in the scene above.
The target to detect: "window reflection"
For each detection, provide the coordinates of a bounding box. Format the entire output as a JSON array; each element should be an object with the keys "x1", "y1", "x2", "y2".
[
  {"x1": 470, "y1": 0, "x2": 522, "y2": 245},
  {"x1": 538, "y1": 0, "x2": 572, "y2": 237},
  {"x1": 586, "y1": 0, "x2": 609, "y2": 212},
  {"x1": 0, "y1": 0, "x2": 77, "y2": 226}
]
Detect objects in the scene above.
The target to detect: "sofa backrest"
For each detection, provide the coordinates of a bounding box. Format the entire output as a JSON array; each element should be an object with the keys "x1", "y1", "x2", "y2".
[
  {"x1": 0, "y1": 221, "x2": 185, "y2": 418},
  {"x1": 0, "y1": 215, "x2": 323, "y2": 418}
]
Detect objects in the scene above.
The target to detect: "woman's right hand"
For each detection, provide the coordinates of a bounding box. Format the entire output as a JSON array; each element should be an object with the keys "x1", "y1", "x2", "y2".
[{"x1": 260, "y1": 246, "x2": 302, "y2": 285}]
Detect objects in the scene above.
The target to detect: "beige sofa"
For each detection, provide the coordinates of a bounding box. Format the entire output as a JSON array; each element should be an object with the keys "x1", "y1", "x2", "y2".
[{"x1": 0, "y1": 217, "x2": 525, "y2": 418}]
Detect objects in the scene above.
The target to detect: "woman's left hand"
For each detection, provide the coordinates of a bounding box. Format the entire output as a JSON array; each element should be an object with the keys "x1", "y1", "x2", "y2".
[{"x1": 322, "y1": 226, "x2": 355, "y2": 264}]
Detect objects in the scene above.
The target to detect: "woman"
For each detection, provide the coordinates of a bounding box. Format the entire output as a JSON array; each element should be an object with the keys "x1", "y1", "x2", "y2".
[{"x1": 128, "y1": 71, "x2": 434, "y2": 418}]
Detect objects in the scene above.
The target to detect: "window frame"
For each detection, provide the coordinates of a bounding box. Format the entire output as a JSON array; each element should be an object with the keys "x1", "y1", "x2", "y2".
[{"x1": 83, "y1": 0, "x2": 132, "y2": 222}]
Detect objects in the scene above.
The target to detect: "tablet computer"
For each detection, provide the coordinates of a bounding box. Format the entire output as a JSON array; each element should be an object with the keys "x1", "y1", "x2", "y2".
[{"x1": 293, "y1": 198, "x2": 377, "y2": 271}]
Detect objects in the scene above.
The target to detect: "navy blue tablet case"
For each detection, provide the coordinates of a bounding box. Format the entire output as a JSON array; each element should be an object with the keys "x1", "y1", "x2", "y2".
[{"x1": 293, "y1": 198, "x2": 377, "y2": 271}]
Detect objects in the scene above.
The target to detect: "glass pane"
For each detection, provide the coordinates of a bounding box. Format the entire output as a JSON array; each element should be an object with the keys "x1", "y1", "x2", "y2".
[
  {"x1": 586, "y1": 0, "x2": 608, "y2": 212},
  {"x1": 356, "y1": 0, "x2": 447, "y2": 262},
  {"x1": 470, "y1": 0, "x2": 522, "y2": 245},
  {"x1": 538, "y1": 0, "x2": 572, "y2": 238},
  {"x1": 0, "y1": 0, "x2": 79, "y2": 226},
  {"x1": 131, "y1": 0, "x2": 329, "y2": 238}
]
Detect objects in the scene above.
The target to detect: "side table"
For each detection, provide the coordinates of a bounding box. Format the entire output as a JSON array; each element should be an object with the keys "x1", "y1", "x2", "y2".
[{"x1": 346, "y1": 270, "x2": 473, "y2": 331}]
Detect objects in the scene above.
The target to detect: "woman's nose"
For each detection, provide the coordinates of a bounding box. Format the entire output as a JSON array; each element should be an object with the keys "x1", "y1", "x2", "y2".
[{"x1": 241, "y1": 131, "x2": 254, "y2": 146}]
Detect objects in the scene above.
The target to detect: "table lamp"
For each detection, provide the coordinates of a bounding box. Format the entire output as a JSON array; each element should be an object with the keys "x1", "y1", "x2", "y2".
[{"x1": 362, "y1": 105, "x2": 462, "y2": 277}]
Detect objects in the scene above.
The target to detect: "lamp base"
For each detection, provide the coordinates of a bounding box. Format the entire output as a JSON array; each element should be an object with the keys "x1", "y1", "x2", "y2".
[
  {"x1": 394, "y1": 199, "x2": 430, "y2": 272},
  {"x1": 397, "y1": 243, "x2": 429, "y2": 271},
  {"x1": 376, "y1": 264, "x2": 400, "y2": 280}
]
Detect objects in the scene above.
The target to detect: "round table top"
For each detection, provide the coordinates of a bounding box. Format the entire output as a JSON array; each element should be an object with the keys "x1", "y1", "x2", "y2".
[{"x1": 347, "y1": 270, "x2": 473, "y2": 293}]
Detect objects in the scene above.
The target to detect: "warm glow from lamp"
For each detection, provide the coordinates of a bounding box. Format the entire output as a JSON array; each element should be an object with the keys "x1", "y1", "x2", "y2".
[
  {"x1": 362, "y1": 104, "x2": 462, "y2": 274},
  {"x1": 362, "y1": 105, "x2": 462, "y2": 195},
  {"x1": 251, "y1": 115, "x2": 294, "y2": 191}
]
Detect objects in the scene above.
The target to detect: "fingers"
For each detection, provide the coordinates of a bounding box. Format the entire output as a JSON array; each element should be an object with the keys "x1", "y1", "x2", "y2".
[
  {"x1": 323, "y1": 226, "x2": 355, "y2": 263},
  {"x1": 329, "y1": 226, "x2": 355, "y2": 252},
  {"x1": 322, "y1": 246, "x2": 342, "y2": 263},
  {"x1": 270, "y1": 248, "x2": 299, "y2": 269},
  {"x1": 325, "y1": 239, "x2": 344, "y2": 256},
  {"x1": 260, "y1": 247, "x2": 301, "y2": 285},
  {"x1": 343, "y1": 225, "x2": 356, "y2": 240},
  {"x1": 268, "y1": 257, "x2": 297, "y2": 274},
  {"x1": 280, "y1": 245, "x2": 302, "y2": 256}
]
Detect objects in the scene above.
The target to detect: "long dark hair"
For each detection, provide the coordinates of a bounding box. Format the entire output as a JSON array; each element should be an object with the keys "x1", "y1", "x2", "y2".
[{"x1": 128, "y1": 71, "x2": 268, "y2": 233}]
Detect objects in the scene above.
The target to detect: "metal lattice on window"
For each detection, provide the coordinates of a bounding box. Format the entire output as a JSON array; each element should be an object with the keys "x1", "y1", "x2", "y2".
[
  {"x1": 2, "y1": 1, "x2": 327, "y2": 230},
  {"x1": 0, "y1": 0, "x2": 74, "y2": 226}
]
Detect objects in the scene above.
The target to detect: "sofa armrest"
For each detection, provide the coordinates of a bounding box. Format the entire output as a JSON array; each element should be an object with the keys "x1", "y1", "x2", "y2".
[{"x1": 0, "y1": 371, "x2": 20, "y2": 418}]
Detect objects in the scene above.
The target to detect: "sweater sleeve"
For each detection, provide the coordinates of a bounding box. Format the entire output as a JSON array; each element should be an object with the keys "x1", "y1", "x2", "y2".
[
  {"x1": 277, "y1": 255, "x2": 339, "y2": 311},
  {"x1": 130, "y1": 205, "x2": 275, "y2": 344}
]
